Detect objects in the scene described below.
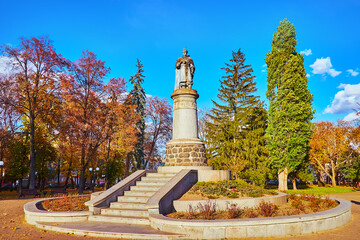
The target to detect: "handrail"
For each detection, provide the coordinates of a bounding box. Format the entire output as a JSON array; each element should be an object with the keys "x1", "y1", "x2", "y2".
[{"x1": 146, "y1": 169, "x2": 197, "y2": 215}]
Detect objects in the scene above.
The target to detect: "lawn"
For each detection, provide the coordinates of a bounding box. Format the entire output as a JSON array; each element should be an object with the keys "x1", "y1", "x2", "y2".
[{"x1": 287, "y1": 186, "x2": 356, "y2": 195}]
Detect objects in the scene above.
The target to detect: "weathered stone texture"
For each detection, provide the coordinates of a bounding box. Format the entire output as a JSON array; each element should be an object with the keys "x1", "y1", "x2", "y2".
[{"x1": 165, "y1": 142, "x2": 207, "y2": 166}]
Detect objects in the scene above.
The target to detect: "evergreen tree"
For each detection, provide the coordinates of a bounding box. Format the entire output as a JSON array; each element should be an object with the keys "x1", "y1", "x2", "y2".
[
  {"x1": 265, "y1": 19, "x2": 314, "y2": 191},
  {"x1": 205, "y1": 49, "x2": 268, "y2": 181},
  {"x1": 129, "y1": 59, "x2": 146, "y2": 169}
]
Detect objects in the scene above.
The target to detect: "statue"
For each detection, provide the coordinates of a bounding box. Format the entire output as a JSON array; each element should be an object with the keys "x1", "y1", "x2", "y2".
[{"x1": 175, "y1": 48, "x2": 195, "y2": 90}]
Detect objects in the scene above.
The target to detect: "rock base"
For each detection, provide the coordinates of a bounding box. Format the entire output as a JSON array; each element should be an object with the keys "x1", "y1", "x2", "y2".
[{"x1": 164, "y1": 139, "x2": 206, "y2": 166}]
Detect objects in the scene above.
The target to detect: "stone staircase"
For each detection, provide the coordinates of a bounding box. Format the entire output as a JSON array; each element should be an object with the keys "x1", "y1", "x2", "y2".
[{"x1": 88, "y1": 172, "x2": 176, "y2": 225}]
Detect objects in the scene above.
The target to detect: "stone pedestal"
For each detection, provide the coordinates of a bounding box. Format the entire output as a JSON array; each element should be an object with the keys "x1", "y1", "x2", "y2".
[
  {"x1": 161, "y1": 50, "x2": 230, "y2": 181},
  {"x1": 164, "y1": 89, "x2": 207, "y2": 167}
]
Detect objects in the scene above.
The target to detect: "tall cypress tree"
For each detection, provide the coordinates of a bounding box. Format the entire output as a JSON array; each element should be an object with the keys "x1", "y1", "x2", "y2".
[
  {"x1": 265, "y1": 19, "x2": 314, "y2": 191},
  {"x1": 205, "y1": 49, "x2": 268, "y2": 181},
  {"x1": 129, "y1": 59, "x2": 146, "y2": 169}
]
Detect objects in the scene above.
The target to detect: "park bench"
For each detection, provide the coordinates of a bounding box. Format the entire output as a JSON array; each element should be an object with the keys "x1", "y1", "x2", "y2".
[
  {"x1": 50, "y1": 188, "x2": 67, "y2": 195},
  {"x1": 18, "y1": 189, "x2": 41, "y2": 198}
]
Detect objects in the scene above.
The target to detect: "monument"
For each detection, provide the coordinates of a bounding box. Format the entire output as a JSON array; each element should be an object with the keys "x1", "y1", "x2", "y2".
[{"x1": 159, "y1": 48, "x2": 230, "y2": 181}]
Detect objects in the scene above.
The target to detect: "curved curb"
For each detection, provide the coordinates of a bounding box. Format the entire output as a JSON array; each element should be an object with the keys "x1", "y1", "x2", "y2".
[
  {"x1": 24, "y1": 198, "x2": 92, "y2": 225},
  {"x1": 149, "y1": 198, "x2": 351, "y2": 239},
  {"x1": 173, "y1": 192, "x2": 287, "y2": 211}
]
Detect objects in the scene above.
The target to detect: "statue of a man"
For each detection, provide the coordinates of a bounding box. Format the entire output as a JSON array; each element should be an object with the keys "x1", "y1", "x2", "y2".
[{"x1": 175, "y1": 48, "x2": 195, "y2": 90}]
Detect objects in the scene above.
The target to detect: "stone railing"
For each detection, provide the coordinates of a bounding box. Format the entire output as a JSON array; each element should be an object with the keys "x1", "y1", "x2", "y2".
[{"x1": 146, "y1": 169, "x2": 197, "y2": 215}]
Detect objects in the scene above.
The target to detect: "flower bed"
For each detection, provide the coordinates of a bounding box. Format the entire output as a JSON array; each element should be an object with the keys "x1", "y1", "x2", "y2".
[
  {"x1": 182, "y1": 180, "x2": 277, "y2": 200},
  {"x1": 42, "y1": 194, "x2": 90, "y2": 211},
  {"x1": 167, "y1": 193, "x2": 338, "y2": 220}
]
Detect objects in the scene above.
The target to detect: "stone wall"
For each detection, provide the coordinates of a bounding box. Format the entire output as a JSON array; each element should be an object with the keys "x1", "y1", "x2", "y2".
[{"x1": 165, "y1": 142, "x2": 206, "y2": 166}]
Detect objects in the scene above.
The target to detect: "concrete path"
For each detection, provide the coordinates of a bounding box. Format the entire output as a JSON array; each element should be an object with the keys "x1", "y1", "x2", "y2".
[{"x1": 36, "y1": 221, "x2": 186, "y2": 239}]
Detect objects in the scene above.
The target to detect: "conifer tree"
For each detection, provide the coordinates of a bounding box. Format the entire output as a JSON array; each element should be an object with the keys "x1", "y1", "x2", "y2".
[
  {"x1": 205, "y1": 49, "x2": 268, "y2": 181},
  {"x1": 129, "y1": 59, "x2": 146, "y2": 169},
  {"x1": 265, "y1": 19, "x2": 314, "y2": 191}
]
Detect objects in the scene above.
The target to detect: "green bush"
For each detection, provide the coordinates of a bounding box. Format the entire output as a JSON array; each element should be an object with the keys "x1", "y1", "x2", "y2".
[{"x1": 188, "y1": 180, "x2": 276, "y2": 198}]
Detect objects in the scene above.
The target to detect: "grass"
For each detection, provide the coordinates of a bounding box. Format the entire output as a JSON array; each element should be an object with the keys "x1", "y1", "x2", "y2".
[{"x1": 288, "y1": 186, "x2": 356, "y2": 195}]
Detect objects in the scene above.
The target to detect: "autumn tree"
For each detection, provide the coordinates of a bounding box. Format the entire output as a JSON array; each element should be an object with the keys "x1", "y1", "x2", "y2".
[
  {"x1": 309, "y1": 121, "x2": 354, "y2": 187},
  {"x1": 205, "y1": 49, "x2": 268, "y2": 181},
  {"x1": 144, "y1": 96, "x2": 172, "y2": 169},
  {"x1": 0, "y1": 37, "x2": 68, "y2": 190},
  {"x1": 0, "y1": 63, "x2": 19, "y2": 189},
  {"x1": 128, "y1": 59, "x2": 146, "y2": 169},
  {"x1": 62, "y1": 50, "x2": 110, "y2": 193},
  {"x1": 265, "y1": 19, "x2": 314, "y2": 191},
  {"x1": 101, "y1": 77, "x2": 139, "y2": 188},
  {"x1": 5, "y1": 133, "x2": 29, "y2": 191}
]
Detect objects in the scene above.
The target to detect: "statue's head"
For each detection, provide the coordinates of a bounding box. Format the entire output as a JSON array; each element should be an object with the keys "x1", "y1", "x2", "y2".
[{"x1": 182, "y1": 47, "x2": 188, "y2": 57}]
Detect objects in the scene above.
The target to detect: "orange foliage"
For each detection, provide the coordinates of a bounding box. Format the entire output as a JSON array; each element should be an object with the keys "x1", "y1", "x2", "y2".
[{"x1": 309, "y1": 121, "x2": 354, "y2": 186}]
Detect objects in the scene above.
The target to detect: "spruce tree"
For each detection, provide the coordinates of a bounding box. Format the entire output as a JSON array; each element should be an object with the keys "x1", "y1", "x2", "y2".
[
  {"x1": 205, "y1": 49, "x2": 268, "y2": 181},
  {"x1": 265, "y1": 19, "x2": 314, "y2": 191},
  {"x1": 129, "y1": 59, "x2": 146, "y2": 169}
]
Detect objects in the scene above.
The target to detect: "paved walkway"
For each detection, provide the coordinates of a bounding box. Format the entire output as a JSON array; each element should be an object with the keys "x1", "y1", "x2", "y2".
[{"x1": 36, "y1": 221, "x2": 184, "y2": 239}]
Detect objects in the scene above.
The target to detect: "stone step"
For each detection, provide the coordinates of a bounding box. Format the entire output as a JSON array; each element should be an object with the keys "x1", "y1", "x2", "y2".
[
  {"x1": 131, "y1": 185, "x2": 162, "y2": 192},
  {"x1": 141, "y1": 176, "x2": 173, "y2": 182},
  {"x1": 110, "y1": 202, "x2": 147, "y2": 210},
  {"x1": 88, "y1": 215, "x2": 150, "y2": 225},
  {"x1": 101, "y1": 208, "x2": 149, "y2": 218},
  {"x1": 146, "y1": 172, "x2": 176, "y2": 178},
  {"x1": 124, "y1": 190, "x2": 156, "y2": 197},
  {"x1": 118, "y1": 196, "x2": 149, "y2": 203},
  {"x1": 136, "y1": 181, "x2": 167, "y2": 187}
]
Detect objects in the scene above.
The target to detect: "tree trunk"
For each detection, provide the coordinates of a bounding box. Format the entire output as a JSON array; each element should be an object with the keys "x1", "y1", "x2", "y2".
[
  {"x1": 292, "y1": 179, "x2": 297, "y2": 190},
  {"x1": 331, "y1": 164, "x2": 337, "y2": 187},
  {"x1": 278, "y1": 167, "x2": 288, "y2": 191},
  {"x1": 18, "y1": 178, "x2": 23, "y2": 193},
  {"x1": 79, "y1": 167, "x2": 85, "y2": 194},
  {"x1": 29, "y1": 113, "x2": 36, "y2": 190},
  {"x1": 57, "y1": 160, "x2": 61, "y2": 185},
  {"x1": 125, "y1": 155, "x2": 130, "y2": 177}
]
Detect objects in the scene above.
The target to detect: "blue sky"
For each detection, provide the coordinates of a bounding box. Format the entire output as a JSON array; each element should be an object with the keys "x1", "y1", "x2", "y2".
[{"x1": 1, "y1": 0, "x2": 359, "y2": 122}]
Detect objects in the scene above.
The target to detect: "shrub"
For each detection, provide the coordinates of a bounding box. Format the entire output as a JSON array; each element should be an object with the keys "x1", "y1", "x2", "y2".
[
  {"x1": 290, "y1": 196, "x2": 305, "y2": 212},
  {"x1": 198, "y1": 200, "x2": 216, "y2": 220},
  {"x1": 323, "y1": 197, "x2": 338, "y2": 208},
  {"x1": 243, "y1": 207, "x2": 258, "y2": 218},
  {"x1": 228, "y1": 192, "x2": 239, "y2": 198},
  {"x1": 225, "y1": 203, "x2": 242, "y2": 219},
  {"x1": 185, "y1": 205, "x2": 196, "y2": 219},
  {"x1": 257, "y1": 201, "x2": 279, "y2": 217}
]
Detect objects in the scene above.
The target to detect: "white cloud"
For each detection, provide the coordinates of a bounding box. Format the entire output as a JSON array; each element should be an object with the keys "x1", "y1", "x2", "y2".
[
  {"x1": 343, "y1": 112, "x2": 359, "y2": 122},
  {"x1": 347, "y1": 69, "x2": 359, "y2": 77},
  {"x1": 310, "y1": 57, "x2": 341, "y2": 77},
  {"x1": 306, "y1": 73, "x2": 310, "y2": 78},
  {"x1": 261, "y1": 64, "x2": 267, "y2": 73},
  {"x1": 0, "y1": 56, "x2": 14, "y2": 76},
  {"x1": 324, "y1": 83, "x2": 360, "y2": 114},
  {"x1": 300, "y1": 49, "x2": 312, "y2": 56}
]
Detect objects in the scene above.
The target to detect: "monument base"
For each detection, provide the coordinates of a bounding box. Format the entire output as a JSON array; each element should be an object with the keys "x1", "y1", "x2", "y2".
[
  {"x1": 158, "y1": 166, "x2": 230, "y2": 182},
  {"x1": 165, "y1": 138, "x2": 206, "y2": 166}
]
